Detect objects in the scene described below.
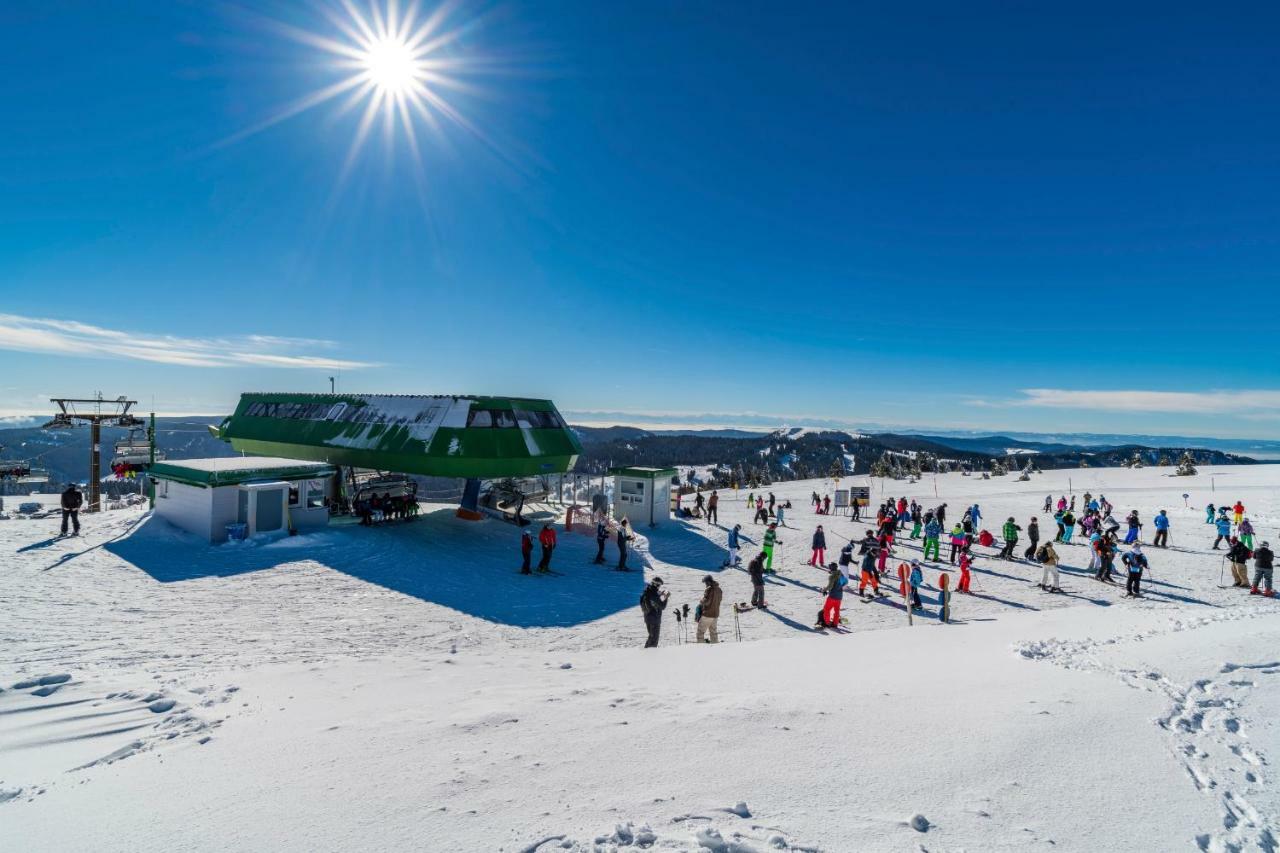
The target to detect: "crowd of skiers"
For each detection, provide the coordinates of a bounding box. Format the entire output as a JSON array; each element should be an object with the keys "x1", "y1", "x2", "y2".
[
  {"x1": 354, "y1": 492, "x2": 419, "y2": 526},
  {"x1": 1205, "y1": 501, "x2": 1273, "y2": 595}
]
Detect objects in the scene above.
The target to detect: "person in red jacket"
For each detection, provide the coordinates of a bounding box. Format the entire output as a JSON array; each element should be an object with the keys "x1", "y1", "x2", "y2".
[
  {"x1": 537, "y1": 524, "x2": 557, "y2": 572},
  {"x1": 958, "y1": 549, "x2": 974, "y2": 593},
  {"x1": 1234, "y1": 501, "x2": 1246, "y2": 525},
  {"x1": 520, "y1": 529, "x2": 534, "y2": 574}
]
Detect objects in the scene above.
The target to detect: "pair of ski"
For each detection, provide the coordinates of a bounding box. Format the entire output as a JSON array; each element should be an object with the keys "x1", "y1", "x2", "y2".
[{"x1": 519, "y1": 568, "x2": 565, "y2": 577}]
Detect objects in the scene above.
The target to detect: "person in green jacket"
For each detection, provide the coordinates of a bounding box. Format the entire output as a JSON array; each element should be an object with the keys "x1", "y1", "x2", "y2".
[
  {"x1": 999, "y1": 517, "x2": 1021, "y2": 560},
  {"x1": 763, "y1": 522, "x2": 781, "y2": 573}
]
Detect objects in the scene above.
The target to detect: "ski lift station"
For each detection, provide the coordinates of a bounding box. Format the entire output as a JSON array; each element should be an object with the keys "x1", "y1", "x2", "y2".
[
  {"x1": 210, "y1": 392, "x2": 581, "y2": 519},
  {"x1": 149, "y1": 457, "x2": 337, "y2": 543},
  {"x1": 609, "y1": 466, "x2": 676, "y2": 527}
]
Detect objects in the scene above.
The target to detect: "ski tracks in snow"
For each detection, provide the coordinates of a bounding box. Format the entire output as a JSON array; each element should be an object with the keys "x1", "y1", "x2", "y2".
[{"x1": 1014, "y1": 610, "x2": 1280, "y2": 852}]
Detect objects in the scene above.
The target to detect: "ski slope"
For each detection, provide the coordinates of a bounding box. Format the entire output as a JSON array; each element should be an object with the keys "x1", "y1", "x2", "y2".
[{"x1": 2, "y1": 465, "x2": 1279, "y2": 851}]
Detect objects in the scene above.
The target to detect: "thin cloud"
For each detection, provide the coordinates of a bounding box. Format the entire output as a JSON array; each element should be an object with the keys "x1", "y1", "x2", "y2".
[
  {"x1": 1009, "y1": 388, "x2": 1280, "y2": 415},
  {"x1": 0, "y1": 314, "x2": 378, "y2": 371}
]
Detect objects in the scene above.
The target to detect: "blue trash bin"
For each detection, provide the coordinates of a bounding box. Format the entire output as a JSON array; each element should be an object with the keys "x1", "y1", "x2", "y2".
[{"x1": 225, "y1": 522, "x2": 248, "y2": 541}]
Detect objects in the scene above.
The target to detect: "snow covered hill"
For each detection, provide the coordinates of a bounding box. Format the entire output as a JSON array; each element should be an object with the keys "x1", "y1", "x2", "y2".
[{"x1": 3, "y1": 465, "x2": 1278, "y2": 851}]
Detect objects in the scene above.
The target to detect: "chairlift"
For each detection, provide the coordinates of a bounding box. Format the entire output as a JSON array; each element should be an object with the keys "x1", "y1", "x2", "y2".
[
  {"x1": 110, "y1": 428, "x2": 159, "y2": 467},
  {"x1": 19, "y1": 467, "x2": 49, "y2": 485},
  {"x1": 0, "y1": 461, "x2": 31, "y2": 480}
]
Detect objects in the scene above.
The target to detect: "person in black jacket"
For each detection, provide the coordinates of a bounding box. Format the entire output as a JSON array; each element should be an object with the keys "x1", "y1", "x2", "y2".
[
  {"x1": 60, "y1": 484, "x2": 83, "y2": 536},
  {"x1": 617, "y1": 519, "x2": 635, "y2": 570},
  {"x1": 748, "y1": 552, "x2": 767, "y2": 608},
  {"x1": 640, "y1": 577, "x2": 669, "y2": 647},
  {"x1": 593, "y1": 520, "x2": 609, "y2": 564},
  {"x1": 1251, "y1": 542, "x2": 1274, "y2": 596},
  {"x1": 1024, "y1": 517, "x2": 1040, "y2": 560},
  {"x1": 1227, "y1": 538, "x2": 1253, "y2": 588}
]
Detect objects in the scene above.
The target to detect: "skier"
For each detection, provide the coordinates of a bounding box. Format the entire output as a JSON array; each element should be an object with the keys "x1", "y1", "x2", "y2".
[
  {"x1": 768, "y1": 492, "x2": 777, "y2": 516},
  {"x1": 639, "y1": 577, "x2": 669, "y2": 648},
  {"x1": 948, "y1": 523, "x2": 966, "y2": 565},
  {"x1": 1123, "y1": 510, "x2": 1142, "y2": 545},
  {"x1": 775, "y1": 502, "x2": 787, "y2": 528},
  {"x1": 1096, "y1": 536, "x2": 1117, "y2": 583},
  {"x1": 936, "y1": 503, "x2": 948, "y2": 528},
  {"x1": 876, "y1": 532, "x2": 892, "y2": 574},
  {"x1": 537, "y1": 523, "x2": 557, "y2": 572},
  {"x1": 1038, "y1": 541, "x2": 1061, "y2": 592},
  {"x1": 1122, "y1": 544, "x2": 1149, "y2": 597},
  {"x1": 1213, "y1": 514, "x2": 1233, "y2": 549},
  {"x1": 594, "y1": 519, "x2": 610, "y2": 564},
  {"x1": 1061, "y1": 509, "x2": 1076, "y2": 544},
  {"x1": 696, "y1": 575, "x2": 723, "y2": 642},
  {"x1": 520, "y1": 529, "x2": 534, "y2": 574},
  {"x1": 726, "y1": 523, "x2": 743, "y2": 567},
  {"x1": 858, "y1": 546, "x2": 880, "y2": 598},
  {"x1": 821, "y1": 562, "x2": 847, "y2": 628},
  {"x1": 1251, "y1": 542, "x2": 1274, "y2": 597},
  {"x1": 922, "y1": 516, "x2": 941, "y2": 561},
  {"x1": 1239, "y1": 517, "x2": 1256, "y2": 550},
  {"x1": 810, "y1": 525, "x2": 827, "y2": 567},
  {"x1": 1000, "y1": 517, "x2": 1021, "y2": 560},
  {"x1": 1233, "y1": 501, "x2": 1246, "y2": 526},
  {"x1": 694, "y1": 491, "x2": 705, "y2": 518},
  {"x1": 706, "y1": 490, "x2": 719, "y2": 525},
  {"x1": 908, "y1": 561, "x2": 925, "y2": 610},
  {"x1": 1043, "y1": 494, "x2": 1052, "y2": 513},
  {"x1": 909, "y1": 504, "x2": 923, "y2": 539},
  {"x1": 753, "y1": 497, "x2": 769, "y2": 525},
  {"x1": 1152, "y1": 510, "x2": 1170, "y2": 548},
  {"x1": 59, "y1": 483, "x2": 83, "y2": 536},
  {"x1": 762, "y1": 523, "x2": 780, "y2": 573},
  {"x1": 1227, "y1": 537, "x2": 1253, "y2": 588},
  {"x1": 1024, "y1": 517, "x2": 1040, "y2": 561},
  {"x1": 617, "y1": 519, "x2": 635, "y2": 570},
  {"x1": 1053, "y1": 509, "x2": 1066, "y2": 542},
  {"x1": 1205, "y1": 503, "x2": 1216, "y2": 524},
  {"x1": 957, "y1": 549, "x2": 973, "y2": 593},
  {"x1": 748, "y1": 551, "x2": 768, "y2": 608}
]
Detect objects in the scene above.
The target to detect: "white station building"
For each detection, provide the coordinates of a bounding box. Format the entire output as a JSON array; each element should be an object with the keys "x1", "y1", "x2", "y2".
[
  {"x1": 148, "y1": 457, "x2": 337, "y2": 543},
  {"x1": 608, "y1": 466, "x2": 676, "y2": 527}
]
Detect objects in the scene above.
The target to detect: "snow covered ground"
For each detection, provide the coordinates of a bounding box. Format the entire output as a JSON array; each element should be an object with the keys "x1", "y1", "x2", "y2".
[{"x1": 2, "y1": 465, "x2": 1278, "y2": 851}]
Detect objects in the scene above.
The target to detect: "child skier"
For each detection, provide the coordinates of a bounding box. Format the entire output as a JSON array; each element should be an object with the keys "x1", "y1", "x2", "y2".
[
  {"x1": 1000, "y1": 517, "x2": 1021, "y2": 560},
  {"x1": 858, "y1": 547, "x2": 881, "y2": 599},
  {"x1": 1234, "y1": 501, "x2": 1246, "y2": 525},
  {"x1": 1251, "y1": 542, "x2": 1275, "y2": 597},
  {"x1": 948, "y1": 524, "x2": 966, "y2": 564},
  {"x1": 1239, "y1": 517, "x2": 1255, "y2": 550},
  {"x1": 1122, "y1": 544, "x2": 1148, "y2": 597},
  {"x1": 1205, "y1": 503, "x2": 1216, "y2": 524},
  {"x1": 1213, "y1": 514, "x2": 1233, "y2": 549},
  {"x1": 908, "y1": 561, "x2": 925, "y2": 610},
  {"x1": 1123, "y1": 511, "x2": 1142, "y2": 545},
  {"x1": 821, "y1": 562, "x2": 847, "y2": 628},
  {"x1": 922, "y1": 516, "x2": 942, "y2": 561},
  {"x1": 1038, "y1": 541, "x2": 1061, "y2": 592},
  {"x1": 957, "y1": 549, "x2": 973, "y2": 593},
  {"x1": 726, "y1": 524, "x2": 743, "y2": 567}
]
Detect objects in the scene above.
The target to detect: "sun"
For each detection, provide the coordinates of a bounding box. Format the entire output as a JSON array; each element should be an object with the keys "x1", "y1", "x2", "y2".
[
  {"x1": 362, "y1": 35, "x2": 418, "y2": 94},
  {"x1": 223, "y1": 1, "x2": 496, "y2": 183}
]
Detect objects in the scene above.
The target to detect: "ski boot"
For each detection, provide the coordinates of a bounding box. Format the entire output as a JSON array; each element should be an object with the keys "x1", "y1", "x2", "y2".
[
  {"x1": 1266, "y1": 590, "x2": 1277, "y2": 598},
  {"x1": 1251, "y1": 586, "x2": 1260, "y2": 595}
]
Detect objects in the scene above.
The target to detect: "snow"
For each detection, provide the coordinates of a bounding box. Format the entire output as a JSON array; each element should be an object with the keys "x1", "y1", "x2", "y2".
[{"x1": 2, "y1": 464, "x2": 1279, "y2": 851}]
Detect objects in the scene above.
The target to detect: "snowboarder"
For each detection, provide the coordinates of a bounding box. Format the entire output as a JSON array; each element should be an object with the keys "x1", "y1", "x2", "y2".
[
  {"x1": 810, "y1": 525, "x2": 827, "y2": 567},
  {"x1": 726, "y1": 524, "x2": 743, "y2": 567},
  {"x1": 594, "y1": 519, "x2": 609, "y2": 564},
  {"x1": 748, "y1": 551, "x2": 768, "y2": 608},
  {"x1": 639, "y1": 577, "x2": 669, "y2": 647},
  {"x1": 617, "y1": 519, "x2": 635, "y2": 570},
  {"x1": 1122, "y1": 545, "x2": 1149, "y2": 597},
  {"x1": 706, "y1": 490, "x2": 719, "y2": 525},
  {"x1": 537, "y1": 524, "x2": 557, "y2": 572},
  {"x1": 1227, "y1": 538, "x2": 1253, "y2": 588},
  {"x1": 1251, "y1": 542, "x2": 1274, "y2": 597},
  {"x1": 1152, "y1": 510, "x2": 1170, "y2": 548},
  {"x1": 59, "y1": 483, "x2": 83, "y2": 536},
  {"x1": 762, "y1": 523, "x2": 779, "y2": 573},
  {"x1": 820, "y1": 562, "x2": 847, "y2": 628},
  {"x1": 520, "y1": 529, "x2": 534, "y2": 574},
  {"x1": 1213, "y1": 514, "x2": 1233, "y2": 549},
  {"x1": 1000, "y1": 517, "x2": 1021, "y2": 560},
  {"x1": 697, "y1": 575, "x2": 722, "y2": 642},
  {"x1": 1038, "y1": 541, "x2": 1061, "y2": 592},
  {"x1": 1024, "y1": 517, "x2": 1040, "y2": 560}
]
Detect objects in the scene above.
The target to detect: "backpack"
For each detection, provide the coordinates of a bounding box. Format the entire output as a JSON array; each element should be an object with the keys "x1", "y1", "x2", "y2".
[
  {"x1": 639, "y1": 590, "x2": 653, "y2": 615},
  {"x1": 1035, "y1": 545, "x2": 1049, "y2": 561}
]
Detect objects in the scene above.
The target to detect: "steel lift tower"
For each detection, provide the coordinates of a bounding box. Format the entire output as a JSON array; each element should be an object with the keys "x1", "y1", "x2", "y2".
[{"x1": 44, "y1": 394, "x2": 142, "y2": 513}]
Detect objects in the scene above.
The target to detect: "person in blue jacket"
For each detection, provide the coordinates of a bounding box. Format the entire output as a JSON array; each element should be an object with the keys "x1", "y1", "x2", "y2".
[
  {"x1": 809, "y1": 525, "x2": 828, "y2": 567},
  {"x1": 908, "y1": 560, "x2": 925, "y2": 611},
  {"x1": 1152, "y1": 510, "x2": 1170, "y2": 548},
  {"x1": 970, "y1": 504, "x2": 982, "y2": 532},
  {"x1": 1213, "y1": 515, "x2": 1233, "y2": 549},
  {"x1": 1205, "y1": 503, "x2": 1216, "y2": 524},
  {"x1": 726, "y1": 524, "x2": 743, "y2": 567}
]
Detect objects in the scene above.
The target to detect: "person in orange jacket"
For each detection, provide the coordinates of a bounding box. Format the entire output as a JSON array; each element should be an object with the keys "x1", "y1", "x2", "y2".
[
  {"x1": 1234, "y1": 501, "x2": 1246, "y2": 525},
  {"x1": 537, "y1": 523, "x2": 557, "y2": 572}
]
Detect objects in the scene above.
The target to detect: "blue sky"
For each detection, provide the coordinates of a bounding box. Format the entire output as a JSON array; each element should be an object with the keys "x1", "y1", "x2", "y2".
[{"x1": 2, "y1": 1, "x2": 1278, "y2": 437}]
